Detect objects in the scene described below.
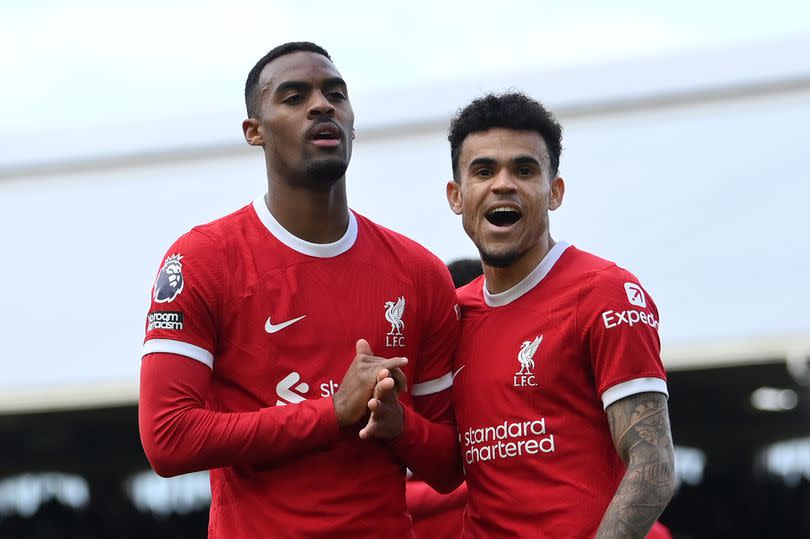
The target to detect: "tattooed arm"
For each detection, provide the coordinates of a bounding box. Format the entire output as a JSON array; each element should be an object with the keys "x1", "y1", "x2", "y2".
[{"x1": 595, "y1": 392, "x2": 675, "y2": 539}]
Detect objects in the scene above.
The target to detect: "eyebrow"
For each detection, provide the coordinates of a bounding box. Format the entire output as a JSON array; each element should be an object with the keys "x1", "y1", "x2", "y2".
[
  {"x1": 513, "y1": 155, "x2": 543, "y2": 167},
  {"x1": 468, "y1": 157, "x2": 497, "y2": 168},
  {"x1": 271, "y1": 77, "x2": 348, "y2": 96},
  {"x1": 468, "y1": 155, "x2": 544, "y2": 168}
]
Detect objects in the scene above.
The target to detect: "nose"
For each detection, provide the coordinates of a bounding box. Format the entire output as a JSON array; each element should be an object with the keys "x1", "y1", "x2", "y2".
[
  {"x1": 307, "y1": 91, "x2": 335, "y2": 119},
  {"x1": 490, "y1": 169, "x2": 518, "y2": 194}
]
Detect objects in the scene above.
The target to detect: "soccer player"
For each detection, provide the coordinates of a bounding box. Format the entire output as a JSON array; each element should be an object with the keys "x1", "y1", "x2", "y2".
[
  {"x1": 444, "y1": 92, "x2": 676, "y2": 537},
  {"x1": 369, "y1": 93, "x2": 675, "y2": 536},
  {"x1": 138, "y1": 42, "x2": 460, "y2": 538}
]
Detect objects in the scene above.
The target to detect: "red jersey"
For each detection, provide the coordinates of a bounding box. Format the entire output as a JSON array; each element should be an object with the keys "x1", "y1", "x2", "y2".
[
  {"x1": 140, "y1": 197, "x2": 459, "y2": 538},
  {"x1": 407, "y1": 479, "x2": 467, "y2": 539},
  {"x1": 453, "y1": 242, "x2": 667, "y2": 538}
]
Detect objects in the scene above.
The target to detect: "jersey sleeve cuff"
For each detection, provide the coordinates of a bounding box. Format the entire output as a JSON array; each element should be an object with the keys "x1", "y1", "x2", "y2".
[
  {"x1": 601, "y1": 377, "x2": 668, "y2": 410},
  {"x1": 142, "y1": 338, "x2": 214, "y2": 369},
  {"x1": 390, "y1": 402, "x2": 420, "y2": 450}
]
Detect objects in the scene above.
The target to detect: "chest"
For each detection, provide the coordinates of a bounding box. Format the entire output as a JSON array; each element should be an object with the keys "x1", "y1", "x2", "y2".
[
  {"x1": 453, "y1": 302, "x2": 594, "y2": 424},
  {"x1": 215, "y1": 259, "x2": 423, "y2": 400}
]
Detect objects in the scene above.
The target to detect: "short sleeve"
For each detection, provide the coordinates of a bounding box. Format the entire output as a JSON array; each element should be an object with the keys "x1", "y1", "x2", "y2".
[
  {"x1": 142, "y1": 229, "x2": 224, "y2": 369},
  {"x1": 577, "y1": 266, "x2": 667, "y2": 409},
  {"x1": 410, "y1": 257, "x2": 459, "y2": 399}
]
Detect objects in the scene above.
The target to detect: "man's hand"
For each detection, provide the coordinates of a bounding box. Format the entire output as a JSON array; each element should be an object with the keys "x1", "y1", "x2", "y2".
[
  {"x1": 358, "y1": 367, "x2": 407, "y2": 440},
  {"x1": 332, "y1": 339, "x2": 408, "y2": 428}
]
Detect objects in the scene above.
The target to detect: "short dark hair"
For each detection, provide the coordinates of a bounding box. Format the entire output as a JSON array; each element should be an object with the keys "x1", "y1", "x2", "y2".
[
  {"x1": 448, "y1": 92, "x2": 563, "y2": 180},
  {"x1": 446, "y1": 258, "x2": 483, "y2": 288},
  {"x1": 244, "y1": 41, "x2": 332, "y2": 118}
]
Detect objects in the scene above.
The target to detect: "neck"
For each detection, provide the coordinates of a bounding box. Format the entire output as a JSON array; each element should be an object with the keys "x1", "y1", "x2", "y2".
[
  {"x1": 483, "y1": 235, "x2": 555, "y2": 294},
  {"x1": 266, "y1": 176, "x2": 349, "y2": 244}
]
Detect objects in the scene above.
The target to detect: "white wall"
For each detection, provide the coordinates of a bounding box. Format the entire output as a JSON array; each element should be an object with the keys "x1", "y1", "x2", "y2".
[{"x1": 1, "y1": 40, "x2": 808, "y2": 403}]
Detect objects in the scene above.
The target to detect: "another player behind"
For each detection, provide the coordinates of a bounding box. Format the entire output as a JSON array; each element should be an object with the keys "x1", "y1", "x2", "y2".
[
  {"x1": 444, "y1": 93, "x2": 676, "y2": 537},
  {"x1": 138, "y1": 42, "x2": 460, "y2": 538},
  {"x1": 406, "y1": 257, "x2": 483, "y2": 539}
]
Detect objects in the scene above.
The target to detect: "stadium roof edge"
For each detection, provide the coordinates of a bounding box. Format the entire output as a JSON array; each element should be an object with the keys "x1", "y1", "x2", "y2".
[
  {"x1": 663, "y1": 333, "x2": 810, "y2": 372},
  {"x1": 0, "y1": 382, "x2": 139, "y2": 415}
]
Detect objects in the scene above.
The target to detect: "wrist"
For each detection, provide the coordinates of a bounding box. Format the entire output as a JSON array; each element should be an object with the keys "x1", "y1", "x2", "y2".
[
  {"x1": 387, "y1": 401, "x2": 412, "y2": 443},
  {"x1": 331, "y1": 393, "x2": 351, "y2": 427},
  {"x1": 388, "y1": 402, "x2": 406, "y2": 439}
]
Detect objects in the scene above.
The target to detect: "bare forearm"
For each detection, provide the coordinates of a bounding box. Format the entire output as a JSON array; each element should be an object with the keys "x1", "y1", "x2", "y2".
[
  {"x1": 597, "y1": 393, "x2": 675, "y2": 538},
  {"x1": 595, "y1": 450, "x2": 674, "y2": 537}
]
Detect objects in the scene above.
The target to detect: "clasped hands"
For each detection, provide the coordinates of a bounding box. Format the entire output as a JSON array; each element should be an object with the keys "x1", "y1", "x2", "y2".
[{"x1": 331, "y1": 338, "x2": 407, "y2": 440}]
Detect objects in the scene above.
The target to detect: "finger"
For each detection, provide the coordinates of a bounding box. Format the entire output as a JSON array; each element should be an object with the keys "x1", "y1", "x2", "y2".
[
  {"x1": 376, "y1": 368, "x2": 391, "y2": 383},
  {"x1": 380, "y1": 357, "x2": 408, "y2": 371},
  {"x1": 355, "y1": 338, "x2": 373, "y2": 357},
  {"x1": 373, "y1": 377, "x2": 395, "y2": 401},
  {"x1": 389, "y1": 367, "x2": 408, "y2": 393},
  {"x1": 359, "y1": 402, "x2": 378, "y2": 440}
]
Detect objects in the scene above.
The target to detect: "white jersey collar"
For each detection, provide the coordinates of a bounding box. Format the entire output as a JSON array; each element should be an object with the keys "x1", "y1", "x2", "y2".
[
  {"x1": 483, "y1": 241, "x2": 570, "y2": 307},
  {"x1": 252, "y1": 195, "x2": 358, "y2": 258}
]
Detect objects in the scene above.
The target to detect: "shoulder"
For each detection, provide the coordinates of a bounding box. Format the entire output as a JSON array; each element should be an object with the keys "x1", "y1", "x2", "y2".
[
  {"x1": 158, "y1": 204, "x2": 255, "y2": 274},
  {"x1": 355, "y1": 212, "x2": 448, "y2": 274},
  {"x1": 559, "y1": 246, "x2": 617, "y2": 278},
  {"x1": 564, "y1": 247, "x2": 646, "y2": 297},
  {"x1": 567, "y1": 248, "x2": 659, "y2": 326},
  {"x1": 189, "y1": 203, "x2": 255, "y2": 244},
  {"x1": 456, "y1": 276, "x2": 484, "y2": 307}
]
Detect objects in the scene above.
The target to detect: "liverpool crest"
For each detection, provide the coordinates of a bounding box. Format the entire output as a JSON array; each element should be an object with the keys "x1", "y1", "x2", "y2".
[
  {"x1": 514, "y1": 335, "x2": 542, "y2": 387},
  {"x1": 384, "y1": 296, "x2": 406, "y2": 348}
]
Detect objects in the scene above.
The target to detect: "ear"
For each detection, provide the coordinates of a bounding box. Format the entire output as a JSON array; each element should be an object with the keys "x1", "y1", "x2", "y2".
[
  {"x1": 242, "y1": 118, "x2": 264, "y2": 146},
  {"x1": 446, "y1": 180, "x2": 463, "y2": 215},
  {"x1": 351, "y1": 129, "x2": 356, "y2": 140},
  {"x1": 548, "y1": 176, "x2": 565, "y2": 211}
]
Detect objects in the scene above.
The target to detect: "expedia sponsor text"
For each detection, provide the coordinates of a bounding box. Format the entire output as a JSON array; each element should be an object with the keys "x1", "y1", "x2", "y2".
[{"x1": 601, "y1": 309, "x2": 658, "y2": 330}]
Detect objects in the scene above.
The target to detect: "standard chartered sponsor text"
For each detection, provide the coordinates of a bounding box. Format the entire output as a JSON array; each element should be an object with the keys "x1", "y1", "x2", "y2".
[{"x1": 463, "y1": 418, "x2": 555, "y2": 464}]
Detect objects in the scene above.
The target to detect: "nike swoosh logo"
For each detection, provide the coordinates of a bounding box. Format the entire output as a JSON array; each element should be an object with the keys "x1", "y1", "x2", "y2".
[
  {"x1": 265, "y1": 315, "x2": 306, "y2": 334},
  {"x1": 452, "y1": 365, "x2": 465, "y2": 380}
]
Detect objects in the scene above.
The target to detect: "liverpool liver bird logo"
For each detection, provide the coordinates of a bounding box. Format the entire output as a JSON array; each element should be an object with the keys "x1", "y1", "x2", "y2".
[
  {"x1": 517, "y1": 335, "x2": 542, "y2": 375},
  {"x1": 385, "y1": 296, "x2": 406, "y2": 335}
]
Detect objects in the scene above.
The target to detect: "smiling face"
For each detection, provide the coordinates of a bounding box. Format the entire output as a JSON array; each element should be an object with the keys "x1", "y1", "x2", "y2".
[
  {"x1": 242, "y1": 51, "x2": 355, "y2": 187},
  {"x1": 447, "y1": 128, "x2": 565, "y2": 269}
]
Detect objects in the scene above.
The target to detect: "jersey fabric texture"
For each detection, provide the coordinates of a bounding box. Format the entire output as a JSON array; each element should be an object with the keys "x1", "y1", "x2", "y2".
[
  {"x1": 140, "y1": 196, "x2": 459, "y2": 538},
  {"x1": 453, "y1": 241, "x2": 668, "y2": 538},
  {"x1": 407, "y1": 479, "x2": 467, "y2": 539}
]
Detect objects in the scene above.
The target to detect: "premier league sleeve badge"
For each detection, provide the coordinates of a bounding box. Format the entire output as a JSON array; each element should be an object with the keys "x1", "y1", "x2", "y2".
[{"x1": 154, "y1": 254, "x2": 185, "y2": 303}]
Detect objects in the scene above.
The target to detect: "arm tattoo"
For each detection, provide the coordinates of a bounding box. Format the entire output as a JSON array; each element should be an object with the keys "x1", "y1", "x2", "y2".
[{"x1": 595, "y1": 392, "x2": 675, "y2": 539}]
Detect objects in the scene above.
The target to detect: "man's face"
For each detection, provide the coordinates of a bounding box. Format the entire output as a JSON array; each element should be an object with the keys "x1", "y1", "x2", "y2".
[
  {"x1": 446, "y1": 128, "x2": 564, "y2": 268},
  {"x1": 245, "y1": 51, "x2": 354, "y2": 186}
]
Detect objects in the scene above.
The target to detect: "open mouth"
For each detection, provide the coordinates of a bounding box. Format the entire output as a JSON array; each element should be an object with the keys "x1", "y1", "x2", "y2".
[
  {"x1": 485, "y1": 207, "x2": 522, "y2": 227},
  {"x1": 309, "y1": 122, "x2": 341, "y2": 144}
]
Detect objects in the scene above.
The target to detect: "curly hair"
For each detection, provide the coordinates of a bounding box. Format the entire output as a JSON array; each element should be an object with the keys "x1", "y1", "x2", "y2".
[
  {"x1": 448, "y1": 92, "x2": 563, "y2": 180},
  {"x1": 244, "y1": 41, "x2": 331, "y2": 118}
]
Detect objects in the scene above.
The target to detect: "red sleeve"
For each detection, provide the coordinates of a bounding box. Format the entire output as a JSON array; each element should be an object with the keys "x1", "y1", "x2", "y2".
[
  {"x1": 139, "y1": 231, "x2": 339, "y2": 477},
  {"x1": 577, "y1": 266, "x2": 668, "y2": 409},
  {"x1": 388, "y1": 258, "x2": 464, "y2": 493},
  {"x1": 139, "y1": 353, "x2": 339, "y2": 477},
  {"x1": 143, "y1": 230, "x2": 221, "y2": 364}
]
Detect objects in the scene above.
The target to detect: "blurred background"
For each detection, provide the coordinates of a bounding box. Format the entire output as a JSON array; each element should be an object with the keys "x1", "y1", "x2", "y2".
[{"x1": 1, "y1": 1, "x2": 809, "y2": 537}]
